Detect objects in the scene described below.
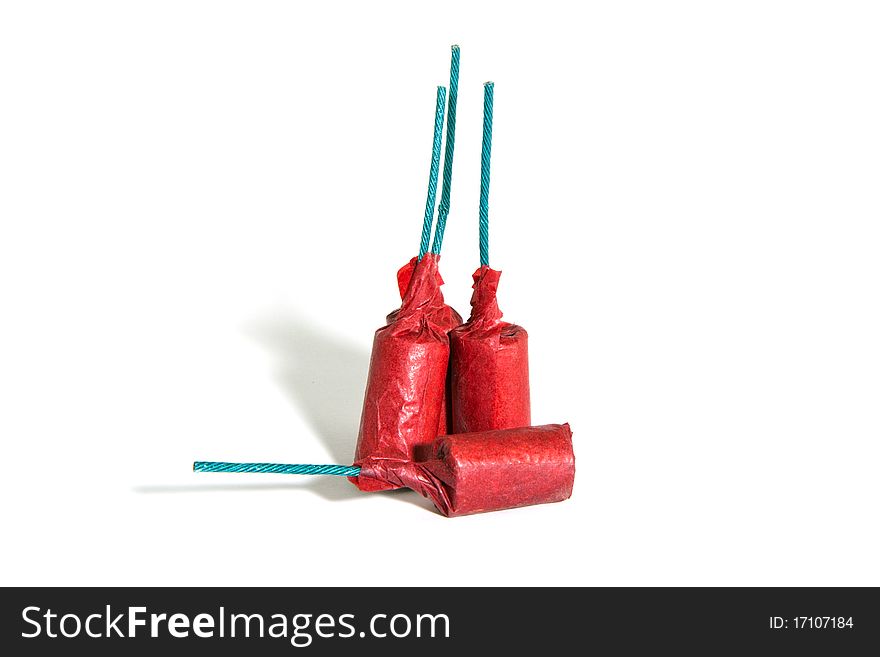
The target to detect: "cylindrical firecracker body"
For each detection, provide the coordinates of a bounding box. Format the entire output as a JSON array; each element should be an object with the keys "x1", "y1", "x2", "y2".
[
  {"x1": 352, "y1": 254, "x2": 451, "y2": 492},
  {"x1": 449, "y1": 266, "x2": 530, "y2": 433},
  {"x1": 358, "y1": 423, "x2": 574, "y2": 516},
  {"x1": 387, "y1": 256, "x2": 462, "y2": 437}
]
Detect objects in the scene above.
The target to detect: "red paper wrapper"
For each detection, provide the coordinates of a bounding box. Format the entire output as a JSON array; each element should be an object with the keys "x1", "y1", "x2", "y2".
[
  {"x1": 357, "y1": 423, "x2": 575, "y2": 517},
  {"x1": 386, "y1": 256, "x2": 462, "y2": 437},
  {"x1": 449, "y1": 266, "x2": 530, "y2": 433},
  {"x1": 386, "y1": 256, "x2": 463, "y2": 328},
  {"x1": 352, "y1": 253, "x2": 452, "y2": 492}
]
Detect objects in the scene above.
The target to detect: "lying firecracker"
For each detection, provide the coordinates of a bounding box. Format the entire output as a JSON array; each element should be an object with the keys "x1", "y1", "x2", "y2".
[{"x1": 195, "y1": 423, "x2": 574, "y2": 517}]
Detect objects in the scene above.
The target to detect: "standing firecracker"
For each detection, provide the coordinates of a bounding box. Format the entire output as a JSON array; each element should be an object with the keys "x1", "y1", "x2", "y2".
[
  {"x1": 449, "y1": 82, "x2": 531, "y2": 434},
  {"x1": 386, "y1": 46, "x2": 463, "y2": 437},
  {"x1": 353, "y1": 46, "x2": 466, "y2": 492}
]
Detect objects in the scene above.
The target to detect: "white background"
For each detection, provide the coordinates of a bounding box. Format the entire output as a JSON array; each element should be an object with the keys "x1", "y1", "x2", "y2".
[{"x1": 1, "y1": 1, "x2": 878, "y2": 586}]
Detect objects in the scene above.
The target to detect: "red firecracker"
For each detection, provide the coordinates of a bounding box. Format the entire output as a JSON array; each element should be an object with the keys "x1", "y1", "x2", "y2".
[
  {"x1": 195, "y1": 422, "x2": 574, "y2": 517},
  {"x1": 450, "y1": 266, "x2": 530, "y2": 433},
  {"x1": 449, "y1": 81, "x2": 531, "y2": 434},
  {"x1": 352, "y1": 61, "x2": 461, "y2": 490},
  {"x1": 357, "y1": 423, "x2": 574, "y2": 516},
  {"x1": 352, "y1": 253, "x2": 452, "y2": 491}
]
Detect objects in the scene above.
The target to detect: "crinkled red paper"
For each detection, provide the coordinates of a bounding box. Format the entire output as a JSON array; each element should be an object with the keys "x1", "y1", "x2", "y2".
[
  {"x1": 449, "y1": 266, "x2": 530, "y2": 433},
  {"x1": 351, "y1": 253, "x2": 452, "y2": 492},
  {"x1": 387, "y1": 256, "x2": 463, "y2": 330},
  {"x1": 387, "y1": 256, "x2": 462, "y2": 436},
  {"x1": 358, "y1": 423, "x2": 575, "y2": 516}
]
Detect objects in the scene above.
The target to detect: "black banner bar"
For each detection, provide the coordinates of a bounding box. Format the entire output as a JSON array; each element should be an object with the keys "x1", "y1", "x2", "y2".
[{"x1": 1, "y1": 587, "x2": 877, "y2": 655}]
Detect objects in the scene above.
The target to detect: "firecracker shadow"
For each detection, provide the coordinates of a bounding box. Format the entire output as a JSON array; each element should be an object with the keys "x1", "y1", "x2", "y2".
[
  {"x1": 134, "y1": 309, "x2": 439, "y2": 511},
  {"x1": 132, "y1": 477, "x2": 359, "y2": 502},
  {"x1": 244, "y1": 309, "x2": 368, "y2": 464},
  {"x1": 132, "y1": 479, "x2": 436, "y2": 510}
]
